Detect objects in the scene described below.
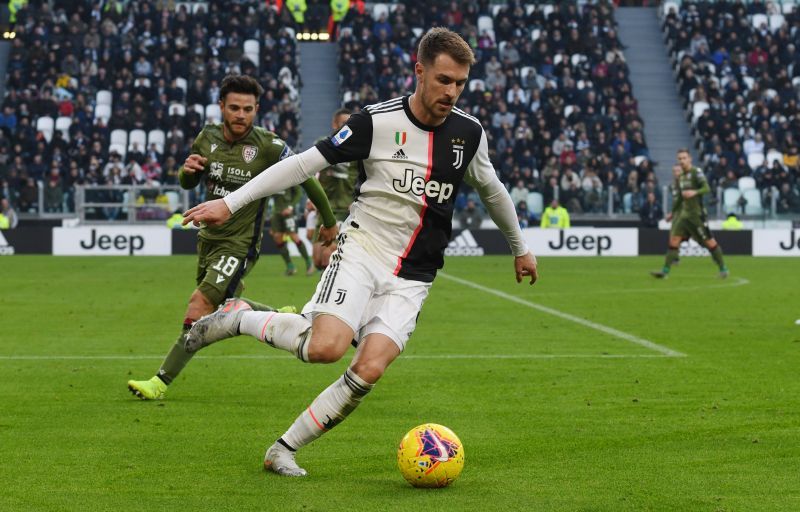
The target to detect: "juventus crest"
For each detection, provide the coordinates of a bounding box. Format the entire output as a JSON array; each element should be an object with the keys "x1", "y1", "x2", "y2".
[{"x1": 451, "y1": 138, "x2": 464, "y2": 170}]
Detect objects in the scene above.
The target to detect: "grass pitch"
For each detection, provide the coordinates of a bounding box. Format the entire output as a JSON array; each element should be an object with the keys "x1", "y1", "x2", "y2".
[{"x1": 1, "y1": 255, "x2": 799, "y2": 511}]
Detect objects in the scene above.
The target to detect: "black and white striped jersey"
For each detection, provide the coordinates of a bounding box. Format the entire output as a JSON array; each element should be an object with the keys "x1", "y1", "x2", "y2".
[{"x1": 315, "y1": 95, "x2": 505, "y2": 282}]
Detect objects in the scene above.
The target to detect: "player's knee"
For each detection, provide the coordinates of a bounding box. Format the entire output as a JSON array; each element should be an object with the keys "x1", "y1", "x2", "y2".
[
  {"x1": 307, "y1": 335, "x2": 349, "y2": 363},
  {"x1": 187, "y1": 290, "x2": 215, "y2": 319},
  {"x1": 349, "y1": 358, "x2": 388, "y2": 384}
]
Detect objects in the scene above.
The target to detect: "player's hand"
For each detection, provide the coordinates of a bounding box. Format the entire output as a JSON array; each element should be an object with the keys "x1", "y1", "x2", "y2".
[
  {"x1": 317, "y1": 223, "x2": 339, "y2": 247},
  {"x1": 183, "y1": 198, "x2": 232, "y2": 227},
  {"x1": 183, "y1": 154, "x2": 208, "y2": 174},
  {"x1": 665, "y1": 212, "x2": 673, "y2": 222},
  {"x1": 681, "y1": 189, "x2": 697, "y2": 199},
  {"x1": 515, "y1": 252, "x2": 538, "y2": 285}
]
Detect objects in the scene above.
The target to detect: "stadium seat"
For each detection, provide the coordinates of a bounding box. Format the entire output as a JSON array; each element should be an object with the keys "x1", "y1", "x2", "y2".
[
  {"x1": 469, "y1": 79, "x2": 486, "y2": 92},
  {"x1": 531, "y1": 28, "x2": 541, "y2": 41},
  {"x1": 769, "y1": 14, "x2": 785, "y2": 32},
  {"x1": 411, "y1": 27, "x2": 423, "y2": 38},
  {"x1": 94, "y1": 104, "x2": 111, "y2": 124},
  {"x1": 244, "y1": 52, "x2": 259, "y2": 66},
  {"x1": 723, "y1": 188, "x2": 741, "y2": 210},
  {"x1": 477, "y1": 15, "x2": 493, "y2": 34},
  {"x1": 110, "y1": 129, "x2": 127, "y2": 147},
  {"x1": 243, "y1": 39, "x2": 260, "y2": 55},
  {"x1": 205, "y1": 104, "x2": 221, "y2": 124},
  {"x1": 190, "y1": 103, "x2": 205, "y2": 120},
  {"x1": 372, "y1": 3, "x2": 389, "y2": 21},
  {"x1": 738, "y1": 177, "x2": 756, "y2": 191},
  {"x1": 622, "y1": 192, "x2": 633, "y2": 214},
  {"x1": 96, "y1": 90, "x2": 113, "y2": 107},
  {"x1": 109, "y1": 143, "x2": 126, "y2": 160},
  {"x1": 692, "y1": 101, "x2": 709, "y2": 124},
  {"x1": 55, "y1": 116, "x2": 72, "y2": 142},
  {"x1": 525, "y1": 5, "x2": 535, "y2": 15},
  {"x1": 527, "y1": 192, "x2": 544, "y2": 215},
  {"x1": 147, "y1": 129, "x2": 166, "y2": 154},
  {"x1": 633, "y1": 155, "x2": 648, "y2": 167},
  {"x1": 134, "y1": 77, "x2": 151, "y2": 89},
  {"x1": 542, "y1": 4, "x2": 554, "y2": 17},
  {"x1": 783, "y1": 2, "x2": 796, "y2": 15},
  {"x1": 570, "y1": 54, "x2": 586, "y2": 67},
  {"x1": 662, "y1": 1, "x2": 679, "y2": 17},
  {"x1": 36, "y1": 116, "x2": 54, "y2": 143},
  {"x1": 742, "y1": 76, "x2": 754, "y2": 90},
  {"x1": 742, "y1": 188, "x2": 764, "y2": 215},
  {"x1": 751, "y1": 14, "x2": 768, "y2": 30},
  {"x1": 168, "y1": 103, "x2": 186, "y2": 117},
  {"x1": 165, "y1": 191, "x2": 180, "y2": 212},
  {"x1": 491, "y1": 4, "x2": 503, "y2": 17},
  {"x1": 746, "y1": 152, "x2": 765, "y2": 170},
  {"x1": 766, "y1": 150, "x2": 783, "y2": 168},
  {"x1": 128, "y1": 129, "x2": 147, "y2": 152},
  {"x1": 175, "y1": 77, "x2": 188, "y2": 94}
]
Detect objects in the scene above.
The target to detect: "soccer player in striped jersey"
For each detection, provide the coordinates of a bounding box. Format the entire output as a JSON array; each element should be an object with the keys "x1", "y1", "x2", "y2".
[{"x1": 182, "y1": 29, "x2": 538, "y2": 476}]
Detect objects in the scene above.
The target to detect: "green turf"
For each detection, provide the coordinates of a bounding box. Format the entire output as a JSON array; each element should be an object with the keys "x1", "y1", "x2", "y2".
[{"x1": 1, "y1": 255, "x2": 799, "y2": 511}]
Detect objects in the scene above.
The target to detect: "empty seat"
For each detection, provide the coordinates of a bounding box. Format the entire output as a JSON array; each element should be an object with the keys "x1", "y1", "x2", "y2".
[
  {"x1": 477, "y1": 15, "x2": 493, "y2": 33},
  {"x1": 205, "y1": 104, "x2": 221, "y2": 124},
  {"x1": 175, "y1": 77, "x2": 188, "y2": 94},
  {"x1": 738, "y1": 177, "x2": 757, "y2": 190},
  {"x1": 55, "y1": 116, "x2": 72, "y2": 142},
  {"x1": 469, "y1": 79, "x2": 486, "y2": 92},
  {"x1": 96, "y1": 90, "x2": 112, "y2": 107},
  {"x1": 190, "y1": 103, "x2": 205, "y2": 121},
  {"x1": 243, "y1": 39, "x2": 260, "y2": 55},
  {"x1": 128, "y1": 129, "x2": 147, "y2": 152},
  {"x1": 110, "y1": 129, "x2": 128, "y2": 147},
  {"x1": 36, "y1": 116, "x2": 54, "y2": 143},
  {"x1": 746, "y1": 152, "x2": 765, "y2": 170},
  {"x1": 109, "y1": 143, "x2": 127, "y2": 160},
  {"x1": 527, "y1": 192, "x2": 544, "y2": 215},
  {"x1": 742, "y1": 188, "x2": 764, "y2": 215},
  {"x1": 94, "y1": 104, "x2": 111, "y2": 124},
  {"x1": 168, "y1": 103, "x2": 186, "y2": 117},
  {"x1": 148, "y1": 129, "x2": 166, "y2": 154},
  {"x1": 766, "y1": 150, "x2": 783, "y2": 167},
  {"x1": 372, "y1": 2, "x2": 389, "y2": 20},
  {"x1": 723, "y1": 188, "x2": 742, "y2": 210},
  {"x1": 692, "y1": 101, "x2": 709, "y2": 123}
]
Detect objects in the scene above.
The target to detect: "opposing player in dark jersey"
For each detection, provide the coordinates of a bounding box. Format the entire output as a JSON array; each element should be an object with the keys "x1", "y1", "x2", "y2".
[
  {"x1": 651, "y1": 149, "x2": 728, "y2": 279},
  {"x1": 270, "y1": 185, "x2": 314, "y2": 276},
  {"x1": 182, "y1": 29, "x2": 538, "y2": 476},
  {"x1": 127, "y1": 75, "x2": 337, "y2": 400},
  {"x1": 312, "y1": 108, "x2": 359, "y2": 270}
]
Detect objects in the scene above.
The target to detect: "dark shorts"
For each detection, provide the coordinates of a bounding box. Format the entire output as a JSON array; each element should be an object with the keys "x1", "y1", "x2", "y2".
[
  {"x1": 196, "y1": 238, "x2": 256, "y2": 305},
  {"x1": 271, "y1": 214, "x2": 298, "y2": 234},
  {"x1": 671, "y1": 216, "x2": 713, "y2": 244}
]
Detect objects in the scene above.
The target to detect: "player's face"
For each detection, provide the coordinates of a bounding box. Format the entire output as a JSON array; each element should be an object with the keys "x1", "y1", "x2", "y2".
[
  {"x1": 677, "y1": 151, "x2": 692, "y2": 171},
  {"x1": 332, "y1": 113, "x2": 350, "y2": 131},
  {"x1": 220, "y1": 92, "x2": 258, "y2": 141},
  {"x1": 416, "y1": 53, "x2": 469, "y2": 123}
]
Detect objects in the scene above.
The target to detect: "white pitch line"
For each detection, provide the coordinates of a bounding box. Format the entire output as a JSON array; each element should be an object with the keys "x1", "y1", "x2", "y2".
[
  {"x1": 438, "y1": 272, "x2": 686, "y2": 358},
  {"x1": 0, "y1": 354, "x2": 672, "y2": 361}
]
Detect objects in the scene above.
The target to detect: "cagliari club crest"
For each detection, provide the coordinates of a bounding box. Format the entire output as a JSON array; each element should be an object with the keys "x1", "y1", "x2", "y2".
[{"x1": 242, "y1": 145, "x2": 258, "y2": 163}]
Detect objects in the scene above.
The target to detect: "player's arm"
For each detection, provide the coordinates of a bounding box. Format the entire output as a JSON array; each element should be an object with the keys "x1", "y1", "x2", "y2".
[
  {"x1": 300, "y1": 177, "x2": 336, "y2": 228},
  {"x1": 184, "y1": 113, "x2": 372, "y2": 227},
  {"x1": 464, "y1": 129, "x2": 537, "y2": 285},
  {"x1": 693, "y1": 169, "x2": 710, "y2": 196},
  {"x1": 179, "y1": 132, "x2": 207, "y2": 189}
]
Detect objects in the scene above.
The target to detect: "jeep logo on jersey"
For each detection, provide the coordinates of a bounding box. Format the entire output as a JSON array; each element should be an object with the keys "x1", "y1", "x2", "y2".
[
  {"x1": 392, "y1": 168, "x2": 454, "y2": 204},
  {"x1": 242, "y1": 145, "x2": 258, "y2": 163},
  {"x1": 331, "y1": 126, "x2": 352, "y2": 147},
  {"x1": 395, "y1": 131, "x2": 406, "y2": 145},
  {"x1": 451, "y1": 138, "x2": 464, "y2": 170}
]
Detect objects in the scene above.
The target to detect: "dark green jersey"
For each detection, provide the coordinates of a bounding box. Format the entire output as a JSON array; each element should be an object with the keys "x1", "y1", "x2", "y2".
[
  {"x1": 672, "y1": 166, "x2": 710, "y2": 220},
  {"x1": 179, "y1": 125, "x2": 292, "y2": 249},
  {"x1": 272, "y1": 186, "x2": 303, "y2": 214},
  {"x1": 315, "y1": 136, "x2": 358, "y2": 213}
]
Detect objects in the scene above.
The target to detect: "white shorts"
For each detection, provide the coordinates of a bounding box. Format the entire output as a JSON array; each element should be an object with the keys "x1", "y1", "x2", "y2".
[{"x1": 301, "y1": 232, "x2": 431, "y2": 351}]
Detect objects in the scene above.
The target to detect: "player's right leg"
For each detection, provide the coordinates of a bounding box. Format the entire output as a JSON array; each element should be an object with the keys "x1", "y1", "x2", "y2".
[
  {"x1": 652, "y1": 233, "x2": 683, "y2": 278},
  {"x1": 264, "y1": 333, "x2": 400, "y2": 477}
]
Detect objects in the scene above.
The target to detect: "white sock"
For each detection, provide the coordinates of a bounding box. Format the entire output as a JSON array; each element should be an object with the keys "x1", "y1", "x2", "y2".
[
  {"x1": 239, "y1": 312, "x2": 312, "y2": 362},
  {"x1": 281, "y1": 369, "x2": 374, "y2": 450}
]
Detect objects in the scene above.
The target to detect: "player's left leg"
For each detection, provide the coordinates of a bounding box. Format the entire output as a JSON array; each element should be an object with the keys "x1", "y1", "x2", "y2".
[
  {"x1": 652, "y1": 234, "x2": 683, "y2": 278},
  {"x1": 264, "y1": 333, "x2": 400, "y2": 477},
  {"x1": 704, "y1": 238, "x2": 728, "y2": 278},
  {"x1": 288, "y1": 231, "x2": 313, "y2": 275}
]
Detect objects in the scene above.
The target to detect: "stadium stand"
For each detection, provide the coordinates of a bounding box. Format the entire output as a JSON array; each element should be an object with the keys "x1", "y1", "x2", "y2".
[
  {"x1": 1, "y1": 0, "x2": 303, "y2": 216},
  {"x1": 662, "y1": 0, "x2": 800, "y2": 216},
  {"x1": 335, "y1": 1, "x2": 652, "y2": 219}
]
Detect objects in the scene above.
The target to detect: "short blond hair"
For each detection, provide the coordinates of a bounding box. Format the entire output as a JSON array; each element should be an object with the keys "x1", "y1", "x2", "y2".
[{"x1": 417, "y1": 27, "x2": 475, "y2": 67}]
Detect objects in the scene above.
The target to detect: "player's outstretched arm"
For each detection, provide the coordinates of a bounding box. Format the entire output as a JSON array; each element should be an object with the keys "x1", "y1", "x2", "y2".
[
  {"x1": 515, "y1": 252, "x2": 538, "y2": 285},
  {"x1": 183, "y1": 198, "x2": 231, "y2": 226}
]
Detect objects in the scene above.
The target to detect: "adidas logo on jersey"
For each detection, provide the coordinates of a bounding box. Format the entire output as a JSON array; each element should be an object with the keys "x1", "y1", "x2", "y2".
[
  {"x1": 444, "y1": 229, "x2": 484, "y2": 256},
  {"x1": 0, "y1": 230, "x2": 15, "y2": 255},
  {"x1": 391, "y1": 148, "x2": 408, "y2": 160}
]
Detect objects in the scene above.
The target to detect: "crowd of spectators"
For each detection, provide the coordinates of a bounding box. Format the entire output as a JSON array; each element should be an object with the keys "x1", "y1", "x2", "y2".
[
  {"x1": 0, "y1": 0, "x2": 303, "y2": 218},
  {"x1": 336, "y1": 0, "x2": 653, "y2": 221},
  {"x1": 663, "y1": 0, "x2": 800, "y2": 215}
]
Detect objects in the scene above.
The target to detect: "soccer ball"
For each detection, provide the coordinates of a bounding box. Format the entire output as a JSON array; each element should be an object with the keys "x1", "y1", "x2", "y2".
[{"x1": 397, "y1": 423, "x2": 465, "y2": 488}]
